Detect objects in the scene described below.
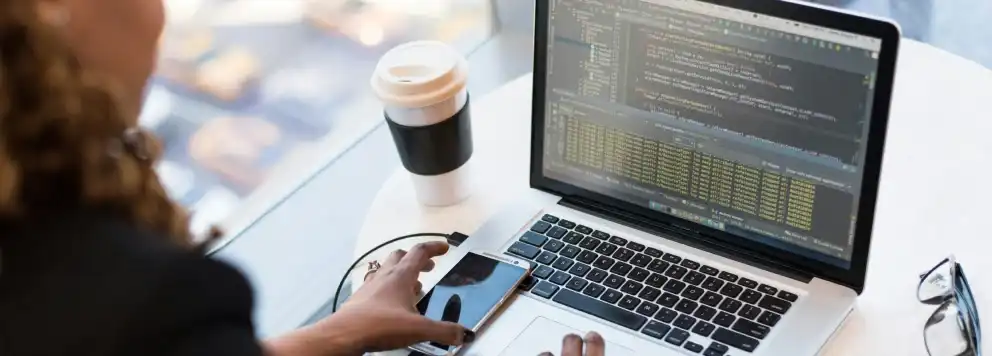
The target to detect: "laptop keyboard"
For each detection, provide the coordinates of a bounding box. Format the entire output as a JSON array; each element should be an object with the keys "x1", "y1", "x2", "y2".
[{"x1": 506, "y1": 214, "x2": 801, "y2": 355}]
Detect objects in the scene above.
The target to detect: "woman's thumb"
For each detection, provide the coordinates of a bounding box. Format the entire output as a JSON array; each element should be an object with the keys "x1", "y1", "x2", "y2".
[{"x1": 416, "y1": 318, "x2": 474, "y2": 347}]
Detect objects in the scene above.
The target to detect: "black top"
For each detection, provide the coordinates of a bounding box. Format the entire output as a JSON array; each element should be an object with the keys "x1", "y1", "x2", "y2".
[{"x1": 0, "y1": 210, "x2": 264, "y2": 356}]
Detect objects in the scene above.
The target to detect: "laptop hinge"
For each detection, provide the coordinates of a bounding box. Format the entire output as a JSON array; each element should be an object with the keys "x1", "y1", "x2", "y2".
[{"x1": 560, "y1": 196, "x2": 815, "y2": 283}]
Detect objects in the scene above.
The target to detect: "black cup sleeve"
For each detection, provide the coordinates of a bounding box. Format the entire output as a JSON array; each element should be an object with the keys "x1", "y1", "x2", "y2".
[{"x1": 386, "y1": 99, "x2": 473, "y2": 176}]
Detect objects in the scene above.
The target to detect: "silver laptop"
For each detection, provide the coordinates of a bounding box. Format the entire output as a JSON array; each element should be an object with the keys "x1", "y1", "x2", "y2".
[{"x1": 454, "y1": 0, "x2": 900, "y2": 355}]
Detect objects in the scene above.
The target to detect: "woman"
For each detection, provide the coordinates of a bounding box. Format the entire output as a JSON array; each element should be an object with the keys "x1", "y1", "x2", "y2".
[{"x1": 0, "y1": 0, "x2": 605, "y2": 355}]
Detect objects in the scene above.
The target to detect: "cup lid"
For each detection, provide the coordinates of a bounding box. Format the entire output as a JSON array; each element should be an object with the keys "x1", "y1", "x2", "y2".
[{"x1": 371, "y1": 41, "x2": 468, "y2": 109}]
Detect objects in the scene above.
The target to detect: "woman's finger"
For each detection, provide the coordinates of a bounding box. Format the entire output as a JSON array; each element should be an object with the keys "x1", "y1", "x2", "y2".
[
  {"x1": 421, "y1": 258, "x2": 436, "y2": 272},
  {"x1": 409, "y1": 316, "x2": 472, "y2": 347},
  {"x1": 583, "y1": 332, "x2": 605, "y2": 356},
  {"x1": 560, "y1": 334, "x2": 583, "y2": 356},
  {"x1": 398, "y1": 242, "x2": 449, "y2": 275},
  {"x1": 384, "y1": 250, "x2": 407, "y2": 268}
]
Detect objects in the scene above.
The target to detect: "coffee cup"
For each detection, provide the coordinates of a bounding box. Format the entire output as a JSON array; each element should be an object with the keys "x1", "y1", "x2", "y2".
[{"x1": 371, "y1": 41, "x2": 473, "y2": 206}]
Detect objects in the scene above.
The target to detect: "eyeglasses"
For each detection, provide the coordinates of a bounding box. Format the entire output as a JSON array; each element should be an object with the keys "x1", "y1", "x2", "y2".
[{"x1": 918, "y1": 256, "x2": 983, "y2": 356}]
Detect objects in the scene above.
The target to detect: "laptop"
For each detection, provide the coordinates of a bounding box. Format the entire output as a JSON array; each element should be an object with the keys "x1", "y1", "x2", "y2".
[{"x1": 447, "y1": 0, "x2": 899, "y2": 355}]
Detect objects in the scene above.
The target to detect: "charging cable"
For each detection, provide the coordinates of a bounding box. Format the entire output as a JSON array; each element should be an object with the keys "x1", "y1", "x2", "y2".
[{"x1": 331, "y1": 231, "x2": 470, "y2": 313}]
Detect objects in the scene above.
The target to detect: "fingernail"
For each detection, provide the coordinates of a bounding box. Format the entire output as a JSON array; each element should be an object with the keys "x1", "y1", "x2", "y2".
[{"x1": 462, "y1": 329, "x2": 476, "y2": 344}]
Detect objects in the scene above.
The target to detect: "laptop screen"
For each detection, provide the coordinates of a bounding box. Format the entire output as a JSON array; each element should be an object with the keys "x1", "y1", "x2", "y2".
[{"x1": 539, "y1": 0, "x2": 884, "y2": 268}]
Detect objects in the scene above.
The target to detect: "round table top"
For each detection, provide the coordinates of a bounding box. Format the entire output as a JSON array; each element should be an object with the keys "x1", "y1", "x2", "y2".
[{"x1": 355, "y1": 39, "x2": 992, "y2": 355}]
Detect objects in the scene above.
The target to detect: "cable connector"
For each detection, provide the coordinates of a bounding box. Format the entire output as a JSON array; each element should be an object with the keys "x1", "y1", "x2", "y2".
[{"x1": 446, "y1": 231, "x2": 470, "y2": 247}]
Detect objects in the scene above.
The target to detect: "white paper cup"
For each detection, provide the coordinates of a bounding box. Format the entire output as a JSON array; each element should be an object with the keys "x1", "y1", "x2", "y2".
[{"x1": 371, "y1": 41, "x2": 472, "y2": 206}]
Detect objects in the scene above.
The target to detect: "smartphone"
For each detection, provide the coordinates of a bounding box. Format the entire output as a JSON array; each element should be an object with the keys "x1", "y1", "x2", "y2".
[{"x1": 408, "y1": 251, "x2": 531, "y2": 356}]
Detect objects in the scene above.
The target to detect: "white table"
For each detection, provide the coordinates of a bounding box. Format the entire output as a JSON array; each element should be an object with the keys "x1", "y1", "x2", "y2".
[{"x1": 355, "y1": 40, "x2": 992, "y2": 355}]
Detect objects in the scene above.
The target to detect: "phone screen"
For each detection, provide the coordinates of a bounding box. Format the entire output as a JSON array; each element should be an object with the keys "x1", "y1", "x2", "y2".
[{"x1": 414, "y1": 252, "x2": 528, "y2": 352}]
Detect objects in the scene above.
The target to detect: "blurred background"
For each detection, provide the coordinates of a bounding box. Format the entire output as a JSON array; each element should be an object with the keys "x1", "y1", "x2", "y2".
[{"x1": 145, "y1": 0, "x2": 992, "y2": 337}]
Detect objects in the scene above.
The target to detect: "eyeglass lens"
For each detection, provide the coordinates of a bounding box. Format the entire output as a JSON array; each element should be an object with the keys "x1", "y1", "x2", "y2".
[
  {"x1": 919, "y1": 259, "x2": 955, "y2": 303},
  {"x1": 924, "y1": 301, "x2": 973, "y2": 356}
]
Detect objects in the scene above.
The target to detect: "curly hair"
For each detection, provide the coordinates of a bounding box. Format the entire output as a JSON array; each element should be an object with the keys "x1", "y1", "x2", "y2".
[{"x1": 0, "y1": 1, "x2": 202, "y2": 247}]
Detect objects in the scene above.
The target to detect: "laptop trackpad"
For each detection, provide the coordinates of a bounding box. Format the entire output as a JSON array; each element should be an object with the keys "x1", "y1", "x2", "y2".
[{"x1": 498, "y1": 317, "x2": 635, "y2": 356}]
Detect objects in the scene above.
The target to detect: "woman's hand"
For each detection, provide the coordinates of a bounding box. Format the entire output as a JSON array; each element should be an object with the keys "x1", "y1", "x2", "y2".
[
  {"x1": 307, "y1": 241, "x2": 472, "y2": 355},
  {"x1": 539, "y1": 332, "x2": 605, "y2": 356}
]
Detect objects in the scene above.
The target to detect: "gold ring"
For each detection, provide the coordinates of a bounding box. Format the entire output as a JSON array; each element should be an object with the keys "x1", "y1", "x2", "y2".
[{"x1": 363, "y1": 260, "x2": 382, "y2": 281}]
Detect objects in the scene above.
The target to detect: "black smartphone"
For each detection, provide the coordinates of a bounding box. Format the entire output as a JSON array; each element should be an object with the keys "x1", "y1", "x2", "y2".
[{"x1": 408, "y1": 250, "x2": 531, "y2": 355}]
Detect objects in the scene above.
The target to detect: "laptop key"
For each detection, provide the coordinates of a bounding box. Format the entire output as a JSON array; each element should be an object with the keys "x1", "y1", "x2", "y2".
[
  {"x1": 758, "y1": 295, "x2": 792, "y2": 314},
  {"x1": 657, "y1": 293, "x2": 680, "y2": 308},
  {"x1": 601, "y1": 289, "x2": 623, "y2": 304},
  {"x1": 663, "y1": 279, "x2": 687, "y2": 294},
  {"x1": 547, "y1": 226, "x2": 567, "y2": 239},
  {"x1": 630, "y1": 253, "x2": 652, "y2": 268},
  {"x1": 532, "y1": 265, "x2": 555, "y2": 279},
  {"x1": 703, "y1": 345, "x2": 727, "y2": 356},
  {"x1": 628, "y1": 267, "x2": 650, "y2": 282},
  {"x1": 563, "y1": 232, "x2": 584, "y2": 244},
  {"x1": 692, "y1": 321, "x2": 716, "y2": 337},
  {"x1": 719, "y1": 283, "x2": 743, "y2": 298},
  {"x1": 583, "y1": 283, "x2": 606, "y2": 298},
  {"x1": 662, "y1": 253, "x2": 683, "y2": 264},
  {"x1": 535, "y1": 251, "x2": 557, "y2": 265},
  {"x1": 544, "y1": 239, "x2": 565, "y2": 253},
  {"x1": 613, "y1": 248, "x2": 636, "y2": 262},
  {"x1": 636, "y1": 302, "x2": 660, "y2": 317},
  {"x1": 681, "y1": 259, "x2": 701, "y2": 270},
  {"x1": 645, "y1": 247, "x2": 664, "y2": 258},
  {"x1": 684, "y1": 341, "x2": 705, "y2": 354},
  {"x1": 647, "y1": 260, "x2": 670, "y2": 274},
  {"x1": 579, "y1": 236, "x2": 601, "y2": 250},
  {"x1": 664, "y1": 265, "x2": 688, "y2": 279},
  {"x1": 641, "y1": 320, "x2": 671, "y2": 339},
  {"x1": 646, "y1": 273, "x2": 668, "y2": 288},
  {"x1": 618, "y1": 295, "x2": 641, "y2": 310},
  {"x1": 718, "y1": 271, "x2": 738, "y2": 282},
  {"x1": 732, "y1": 318, "x2": 771, "y2": 339},
  {"x1": 639, "y1": 286, "x2": 661, "y2": 302},
  {"x1": 531, "y1": 221, "x2": 552, "y2": 234},
  {"x1": 593, "y1": 255, "x2": 616, "y2": 270},
  {"x1": 718, "y1": 298, "x2": 743, "y2": 314},
  {"x1": 608, "y1": 235, "x2": 627, "y2": 245},
  {"x1": 738, "y1": 304, "x2": 762, "y2": 320},
  {"x1": 560, "y1": 245, "x2": 581, "y2": 258},
  {"x1": 603, "y1": 274, "x2": 625, "y2": 289},
  {"x1": 693, "y1": 305, "x2": 718, "y2": 321},
  {"x1": 610, "y1": 262, "x2": 633, "y2": 276},
  {"x1": 702, "y1": 277, "x2": 725, "y2": 292},
  {"x1": 566, "y1": 277, "x2": 589, "y2": 291},
  {"x1": 532, "y1": 281, "x2": 559, "y2": 299},
  {"x1": 557, "y1": 219, "x2": 576, "y2": 229},
  {"x1": 552, "y1": 258, "x2": 574, "y2": 271},
  {"x1": 682, "y1": 285, "x2": 705, "y2": 301},
  {"x1": 700, "y1": 292, "x2": 723, "y2": 307},
  {"x1": 673, "y1": 314, "x2": 697, "y2": 329},
  {"x1": 664, "y1": 328, "x2": 690, "y2": 346},
  {"x1": 553, "y1": 289, "x2": 647, "y2": 331},
  {"x1": 699, "y1": 265, "x2": 719, "y2": 276},
  {"x1": 594, "y1": 242, "x2": 618, "y2": 256},
  {"x1": 592, "y1": 230, "x2": 611, "y2": 240},
  {"x1": 621, "y1": 280, "x2": 643, "y2": 295},
  {"x1": 712, "y1": 328, "x2": 759, "y2": 352},
  {"x1": 549, "y1": 271, "x2": 571, "y2": 285},
  {"x1": 740, "y1": 289, "x2": 762, "y2": 304},
  {"x1": 627, "y1": 241, "x2": 646, "y2": 252},
  {"x1": 576, "y1": 250, "x2": 598, "y2": 264},
  {"x1": 737, "y1": 277, "x2": 758, "y2": 289},
  {"x1": 508, "y1": 242, "x2": 540, "y2": 259},
  {"x1": 758, "y1": 310, "x2": 782, "y2": 327},
  {"x1": 541, "y1": 214, "x2": 560, "y2": 223},
  {"x1": 757, "y1": 284, "x2": 778, "y2": 295},
  {"x1": 685, "y1": 271, "x2": 707, "y2": 286},
  {"x1": 575, "y1": 225, "x2": 594, "y2": 234},
  {"x1": 778, "y1": 290, "x2": 799, "y2": 302},
  {"x1": 569, "y1": 263, "x2": 591, "y2": 277},
  {"x1": 655, "y1": 307, "x2": 678, "y2": 323},
  {"x1": 713, "y1": 312, "x2": 736, "y2": 328},
  {"x1": 675, "y1": 299, "x2": 698, "y2": 314},
  {"x1": 587, "y1": 269, "x2": 609, "y2": 283}
]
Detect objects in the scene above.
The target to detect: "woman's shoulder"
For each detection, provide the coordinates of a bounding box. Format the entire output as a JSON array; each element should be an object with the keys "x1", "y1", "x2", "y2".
[{"x1": 0, "y1": 210, "x2": 259, "y2": 356}]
